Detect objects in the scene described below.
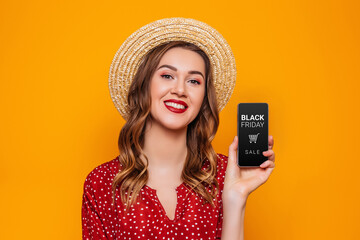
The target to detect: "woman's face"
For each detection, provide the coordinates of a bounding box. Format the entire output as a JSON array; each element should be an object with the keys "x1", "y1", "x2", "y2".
[{"x1": 149, "y1": 47, "x2": 206, "y2": 131}]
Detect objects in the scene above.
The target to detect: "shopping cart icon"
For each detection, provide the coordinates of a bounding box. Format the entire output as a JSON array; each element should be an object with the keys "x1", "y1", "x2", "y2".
[{"x1": 248, "y1": 133, "x2": 260, "y2": 143}]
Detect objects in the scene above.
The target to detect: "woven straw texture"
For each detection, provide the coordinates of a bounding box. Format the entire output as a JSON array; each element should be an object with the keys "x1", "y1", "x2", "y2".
[{"x1": 109, "y1": 17, "x2": 237, "y2": 119}]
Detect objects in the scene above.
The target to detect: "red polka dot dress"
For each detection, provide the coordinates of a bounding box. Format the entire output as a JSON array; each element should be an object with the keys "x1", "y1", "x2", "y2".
[{"x1": 82, "y1": 154, "x2": 228, "y2": 240}]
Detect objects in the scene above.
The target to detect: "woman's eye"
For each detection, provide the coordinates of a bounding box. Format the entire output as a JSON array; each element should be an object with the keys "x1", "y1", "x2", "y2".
[
  {"x1": 189, "y1": 79, "x2": 200, "y2": 85},
  {"x1": 161, "y1": 74, "x2": 173, "y2": 79}
]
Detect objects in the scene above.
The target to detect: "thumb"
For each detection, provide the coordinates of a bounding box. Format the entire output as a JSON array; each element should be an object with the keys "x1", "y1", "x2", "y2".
[{"x1": 226, "y1": 136, "x2": 239, "y2": 178}]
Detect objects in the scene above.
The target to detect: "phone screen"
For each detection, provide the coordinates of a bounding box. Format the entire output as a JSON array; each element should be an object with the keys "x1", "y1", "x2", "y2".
[{"x1": 237, "y1": 103, "x2": 269, "y2": 167}]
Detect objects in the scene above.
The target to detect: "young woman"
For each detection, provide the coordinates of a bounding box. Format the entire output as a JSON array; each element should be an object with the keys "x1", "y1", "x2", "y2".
[{"x1": 82, "y1": 18, "x2": 275, "y2": 240}]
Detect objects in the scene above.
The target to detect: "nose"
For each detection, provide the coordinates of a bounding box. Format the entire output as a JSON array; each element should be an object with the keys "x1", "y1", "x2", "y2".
[{"x1": 170, "y1": 78, "x2": 187, "y2": 97}]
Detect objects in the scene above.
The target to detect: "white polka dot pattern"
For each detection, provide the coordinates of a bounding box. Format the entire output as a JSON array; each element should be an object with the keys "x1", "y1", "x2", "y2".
[{"x1": 82, "y1": 154, "x2": 228, "y2": 239}]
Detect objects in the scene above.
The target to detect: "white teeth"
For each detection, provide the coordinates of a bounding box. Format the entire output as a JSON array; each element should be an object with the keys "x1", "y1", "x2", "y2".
[{"x1": 165, "y1": 102, "x2": 186, "y2": 109}]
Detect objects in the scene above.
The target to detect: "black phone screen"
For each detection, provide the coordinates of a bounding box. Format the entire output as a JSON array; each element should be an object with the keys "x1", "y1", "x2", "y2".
[{"x1": 237, "y1": 103, "x2": 269, "y2": 167}]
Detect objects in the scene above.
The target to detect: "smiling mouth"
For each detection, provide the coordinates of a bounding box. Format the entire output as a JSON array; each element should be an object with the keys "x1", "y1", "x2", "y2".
[
  {"x1": 163, "y1": 100, "x2": 188, "y2": 113},
  {"x1": 164, "y1": 102, "x2": 186, "y2": 109}
]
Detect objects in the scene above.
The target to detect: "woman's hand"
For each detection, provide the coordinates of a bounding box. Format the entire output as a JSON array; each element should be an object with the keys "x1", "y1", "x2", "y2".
[{"x1": 223, "y1": 135, "x2": 275, "y2": 204}]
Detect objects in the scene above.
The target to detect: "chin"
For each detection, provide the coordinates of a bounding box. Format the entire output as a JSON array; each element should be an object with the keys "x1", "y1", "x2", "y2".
[{"x1": 160, "y1": 121, "x2": 189, "y2": 131}]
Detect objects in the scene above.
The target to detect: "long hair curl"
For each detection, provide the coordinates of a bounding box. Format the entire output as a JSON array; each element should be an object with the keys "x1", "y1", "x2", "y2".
[{"x1": 111, "y1": 41, "x2": 220, "y2": 210}]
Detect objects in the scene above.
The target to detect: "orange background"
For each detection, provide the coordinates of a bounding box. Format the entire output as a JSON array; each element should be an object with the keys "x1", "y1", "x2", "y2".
[{"x1": 1, "y1": 0, "x2": 359, "y2": 239}]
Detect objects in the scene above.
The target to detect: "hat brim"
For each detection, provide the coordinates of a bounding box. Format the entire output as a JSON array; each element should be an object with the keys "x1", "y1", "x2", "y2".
[{"x1": 109, "y1": 17, "x2": 237, "y2": 119}]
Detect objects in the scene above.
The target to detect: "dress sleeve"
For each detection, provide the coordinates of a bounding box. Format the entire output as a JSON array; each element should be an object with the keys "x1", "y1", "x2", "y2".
[
  {"x1": 215, "y1": 199, "x2": 223, "y2": 239},
  {"x1": 215, "y1": 153, "x2": 228, "y2": 239},
  {"x1": 81, "y1": 174, "x2": 108, "y2": 240}
]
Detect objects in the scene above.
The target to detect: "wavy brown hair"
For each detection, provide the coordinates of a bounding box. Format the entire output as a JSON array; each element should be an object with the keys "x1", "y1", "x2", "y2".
[{"x1": 111, "y1": 41, "x2": 220, "y2": 211}]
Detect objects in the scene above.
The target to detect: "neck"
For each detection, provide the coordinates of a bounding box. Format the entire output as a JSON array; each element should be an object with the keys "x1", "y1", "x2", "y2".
[{"x1": 142, "y1": 119, "x2": 188, "y2": 169}]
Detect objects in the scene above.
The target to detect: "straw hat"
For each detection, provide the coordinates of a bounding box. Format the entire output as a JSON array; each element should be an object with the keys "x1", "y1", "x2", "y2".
[{"x1": 109, "y1": 17, "x2": 237, "y2": 119}]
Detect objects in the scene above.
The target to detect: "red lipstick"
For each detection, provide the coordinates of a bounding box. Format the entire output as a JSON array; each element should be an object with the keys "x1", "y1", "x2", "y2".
[{"x1": 164, "y1": 99, "x2": 188, "y2": 113}]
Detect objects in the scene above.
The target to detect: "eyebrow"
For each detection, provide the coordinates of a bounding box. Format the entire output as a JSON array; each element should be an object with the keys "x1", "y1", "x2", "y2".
[{"x1": 157, "y1": 64, "x2": 205, "y2": 79}]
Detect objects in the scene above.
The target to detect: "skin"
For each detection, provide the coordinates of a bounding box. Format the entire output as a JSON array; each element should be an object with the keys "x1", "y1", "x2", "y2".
[
  {"x1": 147, "y1": 47, "x2": 205, "y2": 132},
  {"x1": 142, "y1": 47, "x2": 276, "y2": 238},
  {"x1": 222, "y1": 135, "x2": 275, "y2": 240},
  {"x1": 143, "y1": 47, "x2": 206, "y2": 220}
]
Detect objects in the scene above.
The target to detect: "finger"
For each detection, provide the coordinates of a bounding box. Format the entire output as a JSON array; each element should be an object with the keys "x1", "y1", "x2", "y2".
[
  {"x1": 227, "y1": 136, "x2": 238, "y2": 168},
  {"x1": 262, "y1": 150, "x2": 275, "y2": 162},
  {"x1": 265, "y1": 164, "x2": 275, "y2": 176},
  {"x1": 226, "y1": 136, "x2": 239, "y2": 179},
  {"x1": 259, "y1": 160, "x2": 275, "y2": 169},
  {"x1": 268, "y1": 135, "x2": 274, "y2": 149}
]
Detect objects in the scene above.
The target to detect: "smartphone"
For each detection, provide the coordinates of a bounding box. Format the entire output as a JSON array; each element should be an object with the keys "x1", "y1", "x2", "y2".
[{"x1": 237, "y1": 103, "x2": 269, "y2": 167}]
